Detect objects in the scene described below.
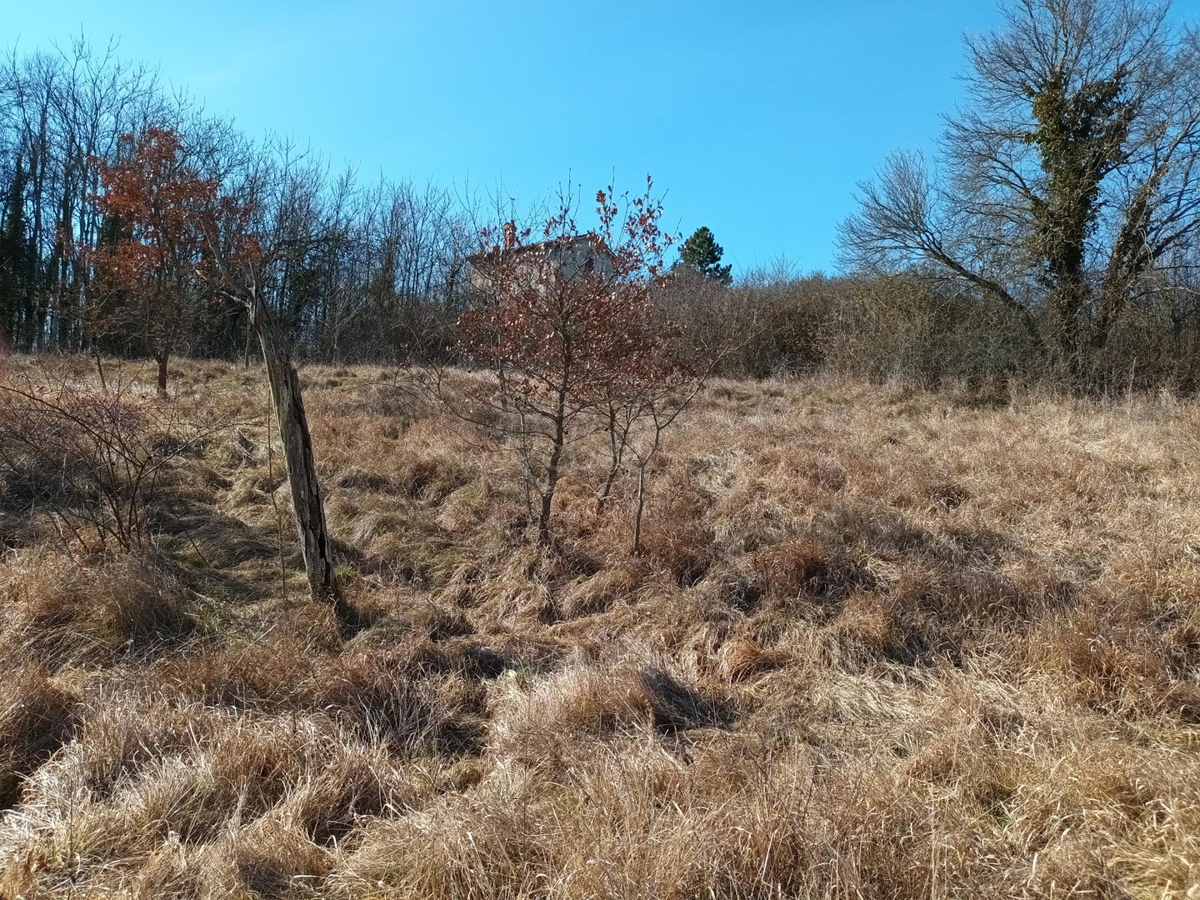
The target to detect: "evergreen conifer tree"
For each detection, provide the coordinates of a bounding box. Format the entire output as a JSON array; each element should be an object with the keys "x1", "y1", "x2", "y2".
[
  {"x1": 677, "y1": 226, "x2": 732, "y2": 284},
  {"x1": 0, "y1": 159, "x2": 33, "y2": 347}
]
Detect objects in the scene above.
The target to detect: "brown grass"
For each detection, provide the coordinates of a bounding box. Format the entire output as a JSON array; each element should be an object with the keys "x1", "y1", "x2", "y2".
[{"x1": 1, "y1": 357, "x2": 1199, "y2": 897}]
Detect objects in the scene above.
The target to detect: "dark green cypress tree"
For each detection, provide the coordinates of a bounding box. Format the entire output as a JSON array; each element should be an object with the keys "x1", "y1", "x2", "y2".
[
  {"x1": 677, "y1": 226, "x2": 732, "y2": 285},
  {"x1": 0, "y1": 159, "x2": 32, "y2": 347}
]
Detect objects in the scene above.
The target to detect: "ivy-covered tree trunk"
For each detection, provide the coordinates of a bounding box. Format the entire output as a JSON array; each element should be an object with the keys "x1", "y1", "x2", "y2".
[{"x1": 1028, "y1": 70, "x2": 1131, "y2": 379}]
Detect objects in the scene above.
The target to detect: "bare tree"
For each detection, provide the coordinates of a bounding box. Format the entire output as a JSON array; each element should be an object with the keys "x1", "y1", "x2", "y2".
[
  {"x1": 841, "y1": 0, "x2": 1200, "y2": 379},
  {"x1": 620, "y1": 371, "x2": 708, "y2": 555}
]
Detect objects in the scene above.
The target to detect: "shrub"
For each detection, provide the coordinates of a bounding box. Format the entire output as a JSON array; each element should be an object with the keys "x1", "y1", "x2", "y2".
[{"x1": 0, "y1": 364, "x2": 199, "y2": 552}]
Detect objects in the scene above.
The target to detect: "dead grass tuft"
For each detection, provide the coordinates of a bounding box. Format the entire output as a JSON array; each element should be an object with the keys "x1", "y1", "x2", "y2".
[
  {"x1": 0, "y1": 554, "x2": 200, "y2": 670},
  {"x1": 0, "y1": 668, "x2": 78, "y2": 809}
]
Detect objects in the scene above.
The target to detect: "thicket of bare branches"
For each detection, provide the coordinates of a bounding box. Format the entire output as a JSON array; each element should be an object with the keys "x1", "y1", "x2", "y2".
[
  {"x1": 840, "y1": 0, "x2": 1200, "y2": 384},
  {"x1": 0, "y1": 361, "x2": 197, "y2": 553}
]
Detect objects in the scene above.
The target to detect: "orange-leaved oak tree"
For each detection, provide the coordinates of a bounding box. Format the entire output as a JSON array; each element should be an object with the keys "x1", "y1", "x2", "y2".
[
  {"x1": 87, "y1": 128, "x2": 217, "y2": 395},
  {"x1": 458, "y1": 177, "x2": 678, "y2": 545}
]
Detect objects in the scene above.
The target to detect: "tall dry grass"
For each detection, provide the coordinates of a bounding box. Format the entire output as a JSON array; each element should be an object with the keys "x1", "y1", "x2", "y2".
[{"x1": 0, "y1": 356, "x2": 1198, "y2": 898}]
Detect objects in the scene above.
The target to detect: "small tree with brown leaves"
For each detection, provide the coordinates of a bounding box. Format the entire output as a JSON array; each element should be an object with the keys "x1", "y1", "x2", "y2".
[
  {"x1": 87, "y1": 128, "x2": 216, "y2": 395},
  {"x1": 457, "y1": 178, "x2": 677, "y2": 545}
]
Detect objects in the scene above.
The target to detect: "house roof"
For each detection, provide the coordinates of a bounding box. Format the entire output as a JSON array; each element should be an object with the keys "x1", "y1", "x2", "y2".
[{"x1": 466, "y1": 232, "x2": 612, "y2": 266}]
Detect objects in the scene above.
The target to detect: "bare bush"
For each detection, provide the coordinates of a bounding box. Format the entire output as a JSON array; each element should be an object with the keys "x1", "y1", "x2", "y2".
[{"x1": 0, "y1": 364, "x2": 200, "y2": 552}]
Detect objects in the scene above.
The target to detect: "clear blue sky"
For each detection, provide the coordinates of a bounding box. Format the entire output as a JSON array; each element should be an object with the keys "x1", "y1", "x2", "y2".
[{"x1": 6, "y1": 0, "x2": 1198, "y2": 275}]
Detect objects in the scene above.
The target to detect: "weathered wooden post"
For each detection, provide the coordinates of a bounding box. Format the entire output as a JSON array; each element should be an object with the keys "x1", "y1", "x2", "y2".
[{"x1": 248, "y1": 285, "x2": 354, "y2": 627}]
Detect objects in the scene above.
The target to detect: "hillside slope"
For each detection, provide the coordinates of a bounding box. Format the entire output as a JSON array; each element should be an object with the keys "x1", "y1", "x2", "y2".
[{"x1": 1, "y1": 359, "x2": 1198, "y2": 898}]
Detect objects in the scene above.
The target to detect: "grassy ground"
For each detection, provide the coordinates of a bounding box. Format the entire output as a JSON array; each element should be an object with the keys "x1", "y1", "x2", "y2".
[{"x1": 1, "y1": 356, "x2": 1199, "y2": 899}]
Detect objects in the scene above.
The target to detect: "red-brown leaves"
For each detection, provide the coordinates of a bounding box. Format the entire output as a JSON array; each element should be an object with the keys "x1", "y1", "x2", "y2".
[
  {"x1": 85, "y1": 128, "x2": 218, "y2": 355},
  {"x1": 460, "y1": 178, "x2": 683, "y2": 406},
  {"x1": 90, "y1": 129, "x2": 217, "y2": 281}
]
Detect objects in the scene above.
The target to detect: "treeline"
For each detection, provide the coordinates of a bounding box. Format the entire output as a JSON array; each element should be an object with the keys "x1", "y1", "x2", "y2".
[
  {"x1": 8, "y1": 0, "x2": 1200, "y2": 395},
  {"x1": 0, "y1": 39, "x2": 472, "y2": 364},
  {"x1": 669, "y1": 266, "x2": 1200, "y2": 390},
  {"x1": 670, "y1": 0, "x2": 1200, "y2": 392}
]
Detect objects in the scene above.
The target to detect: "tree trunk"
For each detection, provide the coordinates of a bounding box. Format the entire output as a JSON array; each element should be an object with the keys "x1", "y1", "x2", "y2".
[
  {"x1": 538, "y1": 390, "x2": 567, "y2": 545},
  {"x1": 632, "y1": 423, "x2": 662, "y2": 555},
  {"x1": 632, "y1": 461, "x2": 648, "y2": 554},
  {"x1": 155, "y1": 352, "x2": 169, "y2": 396},
  {"x1": 597, "y1": 460, "x2": 621, "y2": 513},
  {"x1": 94, "y1": 350, "x2": 108, "y2": 392},
  {"x1": 597, "y1": 402, "x2": 625, "y2": 513},
  {"x1": 250, "y1": 290, "x2": 348, "y2": 623},
  {"x1": 1049, "y1": 282, "x2": 1087, "y2": 382}
]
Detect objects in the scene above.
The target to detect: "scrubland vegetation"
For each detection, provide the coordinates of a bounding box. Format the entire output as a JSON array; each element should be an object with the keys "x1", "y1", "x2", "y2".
[
  {"x1": 1, "y1": 355, "x2": 1199, "y2": 898},
  {"x1": 6, "y1": 0, "x2": 1200, "y2": 894}
]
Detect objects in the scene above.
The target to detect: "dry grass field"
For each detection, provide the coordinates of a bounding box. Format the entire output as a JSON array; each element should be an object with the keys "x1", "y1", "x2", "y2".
[{"x1": 2, "y1": 356, "x2": 1200, "y2": 899}]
